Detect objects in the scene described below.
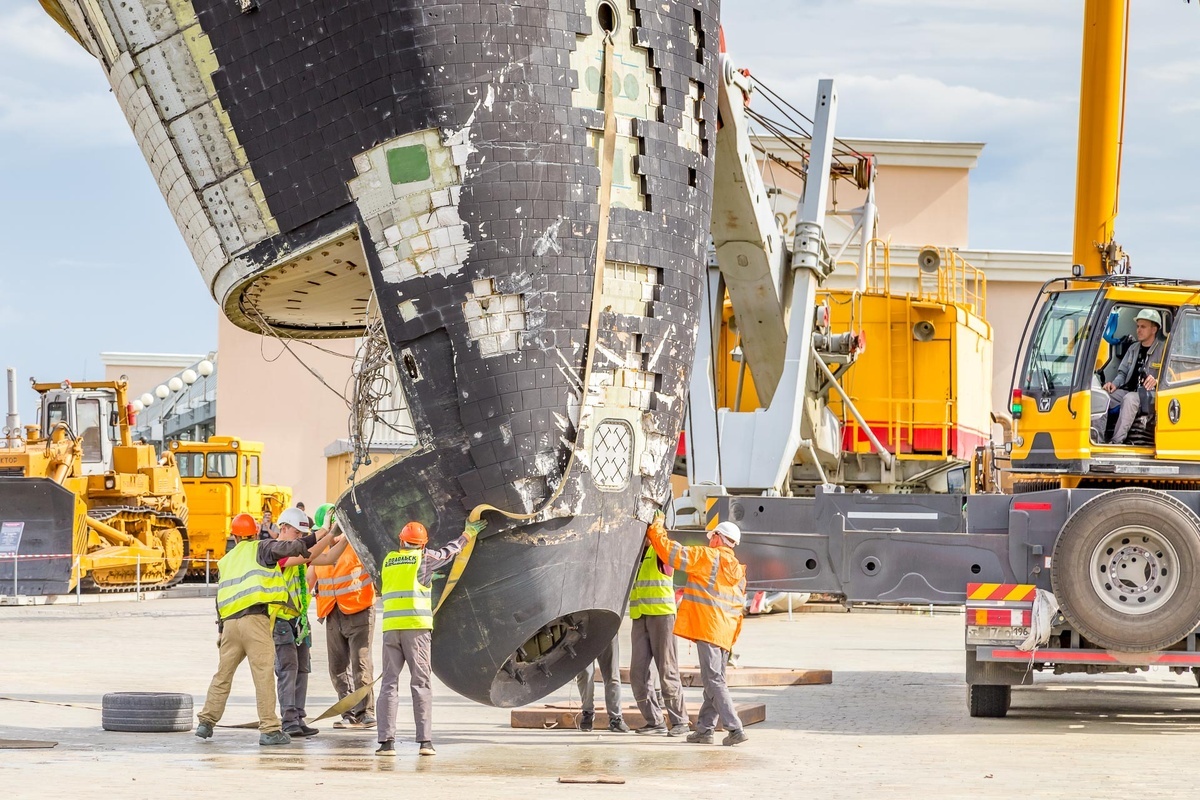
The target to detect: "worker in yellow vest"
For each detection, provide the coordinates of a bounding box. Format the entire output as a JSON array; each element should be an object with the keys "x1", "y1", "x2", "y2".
[
  {"x1": 628, "y1": 523, "x2": 690, "y2": 736},
  {"x1": 375, "y1": 518, "x2": 486, "y2": 757},
  {"x1": 195, "y1": 512, "x2": 318, "y2": 746},
  {"x1": 271, "y1": 507, "x2": 337, "y2": 738},
  {"x1": 308, "y1": 503, "x2": 377, "y2": 729},
  {"x1": 646, "y1": 512, "x2": 748, "y2": 747}
]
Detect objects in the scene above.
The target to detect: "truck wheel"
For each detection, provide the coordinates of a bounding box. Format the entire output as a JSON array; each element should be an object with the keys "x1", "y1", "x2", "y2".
[
  {"x1": 101, "y1": 692, "x2": 193, "y2": 733},
  {"x1": 1051, "y1": 488, "x2": 1200, "y2": 652},
  {"x1": 967, "y1": 684, "x2": 1010, "y2": 718}
]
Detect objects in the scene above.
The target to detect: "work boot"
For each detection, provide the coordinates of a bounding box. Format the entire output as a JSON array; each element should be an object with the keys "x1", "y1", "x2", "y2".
[
  {"x1": 685, "y1": 729, "x2": 714, "y2": 744},
  {"x1": 259, "y1": 730, "x2": 292, "y2": 746},
  {"x1": 283, "y1": 725, "x2": 317, "y2": 738},
  {"x1": 194, "y1": 721, "x2": 213, "y2": 740},
  {"x1": 667, "y1": 723, "x2": 691, "y2": 737},
  {"x1": 633, "y1": 723, "x2": 667, "y2": 735},
  {"x1": 722, "y1": 729, "x2": 749, "y2": 747},
  {"x1": 579, "y1": 711, "x2": 595, "y2": 732},
  {"x1": 608, "y1": 717, "x2": 630, "y2": 733},
  {"x1": 375, "y1": 739, "x2": 396, "y2": 757},
  {"x1": 418, "y1": 740, "x2": 436, "y2": 756},
  {"x1": 298, "y1": 724, "x2": 319, "y2": 736},
  {"x1": 334, "y1": 715, "x2": 359, "y2": 729},
  {"x1": 359, "y1": 713, "x2": 377, "y2": 728}
]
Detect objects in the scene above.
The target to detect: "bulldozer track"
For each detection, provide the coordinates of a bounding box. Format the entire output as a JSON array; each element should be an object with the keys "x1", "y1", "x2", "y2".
[{"x1": 80, "y1": 507, "x2": 190, "y2": 593}]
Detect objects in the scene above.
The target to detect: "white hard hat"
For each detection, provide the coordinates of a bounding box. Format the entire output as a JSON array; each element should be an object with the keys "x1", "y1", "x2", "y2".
[
  {"x1": 1135, "y1": 308, "x2": 1162, "y2": 327},
  {"x1": 713, "y1": 521, "x2": 741, "y2": 546},
  {"x1": 277, "y1": 507, "x2": 311, "y2": 532}
]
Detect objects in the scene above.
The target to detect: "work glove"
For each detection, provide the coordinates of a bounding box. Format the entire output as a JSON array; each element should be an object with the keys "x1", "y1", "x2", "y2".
[
  {"x1": 464, "y1": 519, "x2": 487, "y2": 538},
  {"x1": 650, "y1": 509, "x2": 666, "y2": 533}
]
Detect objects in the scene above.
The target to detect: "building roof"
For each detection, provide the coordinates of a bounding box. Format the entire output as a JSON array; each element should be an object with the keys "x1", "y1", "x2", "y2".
[{"x1": 99, "y1": 352, "x2": 207, "y2": 368}]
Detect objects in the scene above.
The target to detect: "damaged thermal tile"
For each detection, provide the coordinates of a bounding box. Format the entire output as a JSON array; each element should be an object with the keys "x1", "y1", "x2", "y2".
[
  {"x1": 462, "y1": 278, "x2": 526, "y2": 357},
  {"x1": 348, "y1": 130, "x2": 472, "y2": 285}
]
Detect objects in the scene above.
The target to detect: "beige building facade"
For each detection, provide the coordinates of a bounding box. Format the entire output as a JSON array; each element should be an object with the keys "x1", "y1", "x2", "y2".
[{"x1": 110, "y1": 136, "x2": 1066, "y2": 510}]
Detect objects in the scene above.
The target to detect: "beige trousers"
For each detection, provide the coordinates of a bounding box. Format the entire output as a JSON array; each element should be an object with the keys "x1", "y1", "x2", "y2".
[{"x1": 198, "y1": 614, "x2": 282, "y2": 732}]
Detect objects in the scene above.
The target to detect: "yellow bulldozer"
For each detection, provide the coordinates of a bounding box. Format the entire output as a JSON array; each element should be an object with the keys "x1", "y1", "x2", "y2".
[{"x1": 0, "y1": 372, "x2": 189, "y2": 594}]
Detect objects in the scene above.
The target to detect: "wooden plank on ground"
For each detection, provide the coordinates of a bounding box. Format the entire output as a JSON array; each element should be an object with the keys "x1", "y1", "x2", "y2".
[
  {"x1": 0, "y1": 739, "x2": 57, "y2": 749},
  {"x1": 511, "y1": 702, "x2": 765, "y2": 731},
  {"x1": 557, "y1": 776, "x2": 625, "y2": 784},
  {"x1": 601, "y1": 666, "x2": 832, "y2": 687}
]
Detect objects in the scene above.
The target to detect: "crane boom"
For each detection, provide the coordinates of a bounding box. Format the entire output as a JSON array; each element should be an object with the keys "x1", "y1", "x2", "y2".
[{"x1": 1072, "y1": 0, "x2": 1128, "y2": 276}]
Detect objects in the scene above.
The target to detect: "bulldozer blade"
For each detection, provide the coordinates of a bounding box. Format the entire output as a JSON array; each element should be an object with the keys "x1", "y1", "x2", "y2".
[{"x1": 0, "y1": 478, "x2": 79, "y2": 596}]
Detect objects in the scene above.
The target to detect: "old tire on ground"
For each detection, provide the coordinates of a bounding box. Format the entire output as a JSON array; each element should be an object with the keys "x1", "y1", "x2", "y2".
[
  {"x1": 967, "y1": 684, "x2": 1010, "y2": 718},
  {"x1": 1051, "y1": 487, "x2": 1200, "y2": 652},
  {"x1": 101, "y1": 692, "x2": 193, "y2": 733}
]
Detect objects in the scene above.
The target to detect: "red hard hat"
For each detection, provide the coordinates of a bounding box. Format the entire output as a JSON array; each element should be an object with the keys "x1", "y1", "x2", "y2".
[
  {"x1": 399, "y1": 521, "x2": 428, "y2": 546},
  {"x1": 231, "y1": 513, "x2": 258, "y2": 539}
]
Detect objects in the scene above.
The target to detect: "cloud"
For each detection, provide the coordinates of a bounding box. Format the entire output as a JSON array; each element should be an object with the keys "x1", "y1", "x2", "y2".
[
  {"x1": 0, "y1": 78, "x2": 131, "y2": 147},
  {"x1": 0, "y1": 6, "x2": 95, "y2": 68}
]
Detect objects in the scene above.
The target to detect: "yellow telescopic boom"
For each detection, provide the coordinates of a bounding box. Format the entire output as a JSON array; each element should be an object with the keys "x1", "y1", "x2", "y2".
[{"x1": 1072, "y1": 0, "x2": 1128, "y2": 276}]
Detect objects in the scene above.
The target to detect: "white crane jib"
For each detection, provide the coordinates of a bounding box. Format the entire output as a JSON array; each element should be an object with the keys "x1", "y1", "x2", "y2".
[{"x1": 687, "y1": 75, "x2": 843, "y2": 496}]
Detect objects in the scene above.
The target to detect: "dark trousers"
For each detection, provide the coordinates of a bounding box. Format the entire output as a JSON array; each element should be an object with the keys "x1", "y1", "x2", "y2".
[
  {"x1": 325, "y1": 605, "x2": 375, "y2": 719},
  {"x1": 630, "y1": 614, "x2": 687, "y2": 727},
  {"x1": 273, "y1": 617, "x2": 311, "y2": 728},
  {"x1": 575, "y1": 635, "x2": 622, "y2": 721}
]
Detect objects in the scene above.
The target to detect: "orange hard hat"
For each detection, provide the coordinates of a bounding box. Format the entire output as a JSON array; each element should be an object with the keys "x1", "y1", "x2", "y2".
[
  {"x1": 231, "y1": 512, "x2": 258, "y2": 539},
  {"x1": 399, "y1": 521, "x2": 428, "y2": 546}
]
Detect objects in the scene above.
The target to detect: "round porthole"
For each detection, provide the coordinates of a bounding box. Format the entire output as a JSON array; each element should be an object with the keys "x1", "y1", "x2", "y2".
[{"x1": 597, "y1": 1, "x2": 618, "y2": 34}]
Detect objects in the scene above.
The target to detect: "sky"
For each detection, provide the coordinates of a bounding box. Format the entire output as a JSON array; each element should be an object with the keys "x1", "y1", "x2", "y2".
[{"x1": 1, "y1": 0, "x2": 1198, "y2": 415}]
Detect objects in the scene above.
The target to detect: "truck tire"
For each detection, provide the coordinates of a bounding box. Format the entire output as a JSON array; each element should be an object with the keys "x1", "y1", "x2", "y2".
[
  {"x1": 967, "y1": 684, "x2": 1010, "y2": 718},
  {"x1": 101, "y1": 692, "x2": 193, "y2": 733},
  {"x1": 1051, "y1": 488, "x2": 1200, "y2": 652}
]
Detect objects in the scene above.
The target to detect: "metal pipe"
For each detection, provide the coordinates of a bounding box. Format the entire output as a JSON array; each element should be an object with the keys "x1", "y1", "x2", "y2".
[
  {"x1": 5, "y1": 367, "x2": 18, "y2": 447},
  {"x1": 814, "y1": 352, "x2": 895, "y2": 470},
  {"x1": 798, "y1": 438, "x2": 829, "y2": 485},
  {"x1": 84, "y1": 515, "x2": 136, "y2": 546}
]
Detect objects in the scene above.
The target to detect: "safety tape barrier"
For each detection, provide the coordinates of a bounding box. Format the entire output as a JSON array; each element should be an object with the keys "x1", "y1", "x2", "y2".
[{"x1": 2, "y1": 553, "x2": 75, "y2": 560}]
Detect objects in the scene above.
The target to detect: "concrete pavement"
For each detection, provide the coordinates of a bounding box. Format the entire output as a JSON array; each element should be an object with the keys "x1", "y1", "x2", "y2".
[{"x1": 3, "y1": 597, "x2": 1200, "y2": 798}]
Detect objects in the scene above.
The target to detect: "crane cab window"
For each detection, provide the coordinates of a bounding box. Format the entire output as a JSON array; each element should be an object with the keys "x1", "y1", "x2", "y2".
[
  {"x1": 76, "y1": 398, "x2": 102, "y2": 463},
  {"x1": 245, "y1": 455, "x2": 260, "y2": 485},
  {"x1": 1164, "y1": 310, "x2": 1200, "y2": 387},
  {"x1": 177, "y1": 453, "x2": 204, "y2": 478},
  {"x1": 1094, "y1": 305, "x2": 1172, "y2": 387},
  {"x1": 205, "y1": 452, "x2": 238, "y2": 478},
  {"x1": 1021, "y1": 290, "x2": 1097, "y2": 400}
]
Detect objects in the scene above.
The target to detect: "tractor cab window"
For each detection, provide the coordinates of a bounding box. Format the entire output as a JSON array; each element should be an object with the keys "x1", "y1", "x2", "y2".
[
  {"x1": 1021, "y1": 290, "x2": 1098, "y2": 400},
  {"x1": 177, "y1": 453, "x2": 204, "y2": 478},
  {"x1": 45, "y1": 401, "x2": 67, "y2": 433},
  {"x1": 246, "y1": 455, "x2": 260, "y2": 485},
  {"x1": 206, "y1": 452, "x2": 238, "y2": 478},
  {"x1": 76, "y1": 398, "x2": 102, "y2": 463}
]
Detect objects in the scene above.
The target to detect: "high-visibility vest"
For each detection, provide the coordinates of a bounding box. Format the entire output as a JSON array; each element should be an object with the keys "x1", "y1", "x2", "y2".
[
  {"x1": 216, "y1": 540, "x2": 289, "y2": 621},
  {"x1": 629, "y1": 545, "x2": 675, "y2": 619},
  {"x1": 313, "y1": 548, "x2": 375, "y2": 618},
  {"x1": 646, "y1": 521, "x2": 746, "y2": 651},
  {"x1": 275, "y1": 564, "x2": 306, "y2": 621},
  {"x1": 380, "y1": 548, "x2": 432, "y2": 631}
]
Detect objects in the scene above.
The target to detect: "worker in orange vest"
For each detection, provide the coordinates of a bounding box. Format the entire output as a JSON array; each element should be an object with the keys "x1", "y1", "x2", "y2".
[
  {"x1": 308, "y1": 503, "x2": 377, "y2": 729},
  {"x1": 646, "y1": 512, "x2": 748, "y2": 746}
]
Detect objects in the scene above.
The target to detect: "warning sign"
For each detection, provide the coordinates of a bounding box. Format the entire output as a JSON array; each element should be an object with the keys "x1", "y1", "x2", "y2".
[{"x1": 0, "y1": 522, "x2": 24, "y2": 556}]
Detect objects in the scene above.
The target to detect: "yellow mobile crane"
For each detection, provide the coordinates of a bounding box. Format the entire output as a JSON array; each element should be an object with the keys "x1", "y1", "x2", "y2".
[{"x1": 688, "y1": 1, "x2": 1200, "y2": 719}]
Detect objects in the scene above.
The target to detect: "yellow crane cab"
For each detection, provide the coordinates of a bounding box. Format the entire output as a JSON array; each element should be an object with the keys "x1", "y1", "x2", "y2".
[{"x1": 1010, "y1": 276, "x2": 1200, "y2": 486}]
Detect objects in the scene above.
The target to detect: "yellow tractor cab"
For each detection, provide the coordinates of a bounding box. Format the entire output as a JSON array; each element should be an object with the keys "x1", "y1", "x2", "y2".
[
  {"x1": 1010, "y1": 275, "x2": 1200, "y2": 487},
  {"x1": 170, "y1": 436, "x2": 291, "y2": 573}
]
